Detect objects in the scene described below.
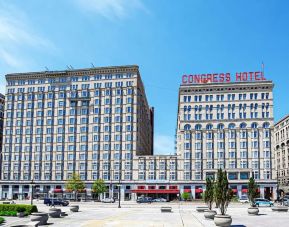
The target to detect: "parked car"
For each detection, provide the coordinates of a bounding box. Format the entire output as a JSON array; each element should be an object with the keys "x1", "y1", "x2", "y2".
[
  {"x1": 101, "y1": 198, "x2": 115, "y2": 203},
  {"x1": 254, "y1": 198, "x2": 273, "y2": 207},
  {"x1": 152, "y1": 198, "x2": 167, "y2": 202},
  {"x1": 239, "y1": 196, "x2": 249, "y2": 203},
  {"x1": 44, "y1": 198, "x2": 69, "y2": 206},
  {"x1": 136, "y1": 197, "x2": 152, "y2": 203}
]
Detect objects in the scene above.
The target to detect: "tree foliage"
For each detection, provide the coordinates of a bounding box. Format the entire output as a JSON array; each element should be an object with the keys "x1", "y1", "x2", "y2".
[
  {"x1": 181, "y1": 192, "x2": 190, "y2": 201},
  {"x1": 204, "y1": 177, "x2": 214, "y2": 210},
  {"x1": 66, "y1": 173, "x2": 85, "y2": 192},
  {"x1": 92, "y1": 179, "x2": 107, "y2": 200},
  {"x1": 248, "y1": 177, "x2": 258, "y2": 207},
  {"x1": 214, "y1": 169, "x2": 233, "y2": 215}
]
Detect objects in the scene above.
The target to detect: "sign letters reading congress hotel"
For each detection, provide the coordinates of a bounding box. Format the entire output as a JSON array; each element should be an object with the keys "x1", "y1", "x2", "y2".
[{"x1": 182, "y1": 71, "x2": 266, "y2": 84}]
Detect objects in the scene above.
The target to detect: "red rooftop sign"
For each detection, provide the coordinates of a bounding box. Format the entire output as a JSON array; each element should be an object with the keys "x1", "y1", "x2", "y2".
[{"x1": 182, "y1": 71, "x2": 266, "y2": 84}]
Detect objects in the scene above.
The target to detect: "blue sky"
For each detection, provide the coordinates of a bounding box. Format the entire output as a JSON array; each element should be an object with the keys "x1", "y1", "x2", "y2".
[{"x1": 0, "y1": 0, "x2": 289, "y2": 155}]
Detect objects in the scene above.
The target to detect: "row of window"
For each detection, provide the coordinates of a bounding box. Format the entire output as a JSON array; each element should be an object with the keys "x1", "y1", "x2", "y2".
[{"x1": 183, "y1": 93, "x2": 270, "y2": 103}]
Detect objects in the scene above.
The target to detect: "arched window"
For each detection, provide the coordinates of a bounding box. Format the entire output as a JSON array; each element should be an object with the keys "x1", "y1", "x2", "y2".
[
  {"x1": 184, "y1": 106, "x2": 187, "y2": 112},
  {"x1": 263, "y1": 122, "x2": 270, "y2": 128},
  {"x1": 195, "y1": 124, "x2": 202, "y2": 130},
  {"x1": 251, "y1": 122, "x2": 258, "y2": 129},
  {"x1": 240, "y1": 122, "x2": 247, "y2": 129},
  {"x1": 206, "y1": 124, "x2": 213, "y2": 130},
  {"x1": 184, "y1": 124, "x2": 191, "y2": 131},
  {"x1": 228, "y1": 123, "x2": 236, "y2": 129},
  {"x1": 217, "y1": 123, "x2": 224, "y2": 130},
  {"x1": 188, "y1": 105, "x2": 191, "y2": 111}
]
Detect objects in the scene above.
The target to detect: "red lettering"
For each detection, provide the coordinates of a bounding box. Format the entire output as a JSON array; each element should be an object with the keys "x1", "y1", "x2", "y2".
[
  {"x1": 249, "y1": 72, "x2": 254, "y2": 81},
  {"x1": 242, "y1": 72, "x2": 248, "y2": 81},
  {"x1": 188, "y1": 75, "x2": 193, "y2": 83},
  {"x1": 201, "y1": 74, "x2": 206, "y2": 83},
  {"x1": 236, "y1": 73, "x2": 241, "y2": 81},
  {"x1": 213, "y1": 74, "x2": 218, "y2": 82},
  {"x1": 254, "y1": 72, "x2": 260, "y2": 80},
  {"x1": 261, "y1": 71, "x2": 266, "y2": 80},
  {"x1": 225, "y1": 73, "x2": 231, "y2": 82},
  {"x1": 182, "y1": 75, "x2": 188, "y2": 84},
  {"x1": 194, "y1": 75, "x2": 201, "y2": 83}
]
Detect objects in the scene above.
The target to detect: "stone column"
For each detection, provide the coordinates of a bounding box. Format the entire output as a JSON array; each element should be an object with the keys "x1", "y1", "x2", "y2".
[
  {"x1": 237, "y1": 185, "x2": 242, "y2": 198},
  {"x1": 8, "y1": 185, "x2": 13, "y2": 200},
  {"x1": 19, "y1": 185, "x2": 23, "y2": 200},
  {"x1": 260, "y1": 185, "x2": 265, "y2": 198},
  {"x1": 191, "y1": 187, "x2": 195, "y2": 200},
  {"x1": 0, "y1": 185, "x2": 2, "y2": 200},
  {"x1": 121, "y1": 186, "x2": 125, "y2": 201}
]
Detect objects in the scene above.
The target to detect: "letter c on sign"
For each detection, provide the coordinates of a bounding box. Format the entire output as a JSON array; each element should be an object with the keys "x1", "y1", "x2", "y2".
[{"x1": 182, "y1": 75, "x2": 188, "y2": 84}]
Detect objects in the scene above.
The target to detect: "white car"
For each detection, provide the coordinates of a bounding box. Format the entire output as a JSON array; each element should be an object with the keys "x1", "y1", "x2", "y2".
[
  {"x1": 101, "y1": 198, "x2": 115, "y2": 203},
  {"x1": 239, "y1": 196, "x2": 249, "y2": 203}
]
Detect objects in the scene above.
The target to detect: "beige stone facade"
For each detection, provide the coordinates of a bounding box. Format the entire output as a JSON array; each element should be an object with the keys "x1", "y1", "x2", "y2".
[{"x1": 274, "y1": 114, "x2": 289, "y2": 192}]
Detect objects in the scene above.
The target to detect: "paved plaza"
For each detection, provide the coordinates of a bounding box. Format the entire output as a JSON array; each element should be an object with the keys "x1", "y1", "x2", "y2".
[{"x1": 1, "y1": 201, "x2": 289, "y2": 227}]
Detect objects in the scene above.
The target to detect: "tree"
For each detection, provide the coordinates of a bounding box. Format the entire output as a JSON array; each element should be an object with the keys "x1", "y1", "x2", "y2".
[
  {"x1": 248, "y1": 177, "x2": 258, "y2": 207},
  {"x1": 204, "y1": 178, "x2": 214, "y2": 210},
  {"x1": 92, "y1": 179, "x2": 107, "y2": 201},
  {"x1": 214, "y1": 169, "x2": 233, "y2": 215},
  {"x1": 66, "y1": 173, "x2": 85, "y2": 200},
  {"x1": 181, "y1": 192, "x2": 190, "y2": 201}
]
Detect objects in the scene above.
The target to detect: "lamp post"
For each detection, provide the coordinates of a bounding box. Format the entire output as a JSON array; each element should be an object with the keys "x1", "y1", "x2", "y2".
[
  {"x1": 30, "y1": 179, "x2": 34, "y2": 205},
  {"x1": 118, "y1": 172, "x2": 121, "y2": 208}
]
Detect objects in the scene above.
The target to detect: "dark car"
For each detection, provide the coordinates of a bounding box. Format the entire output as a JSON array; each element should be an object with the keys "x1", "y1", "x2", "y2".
[
  {"x1": 136, "y1": 197, "x2": 152, "y2": 203},
  {"x1": 44, "y1": 198, "x2": 69, "y2": 206}
]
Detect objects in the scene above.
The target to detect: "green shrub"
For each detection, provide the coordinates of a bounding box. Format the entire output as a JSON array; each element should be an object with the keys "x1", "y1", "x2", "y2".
[
  {"x1": 16, "y1": 207, "x2": 26, "y2": 213},
  {"x1": 0, "y1": 217, "x2": 5, "y2": 224},
  {"x1": 0, "y1": 211, "x2": 17, "y2": 216},
  {"x1": 181, "y1": 192, "x2": 190, "y2": 201},
  {"x1": 0, "y1": 204, "x2": 37, "y2": 215}
]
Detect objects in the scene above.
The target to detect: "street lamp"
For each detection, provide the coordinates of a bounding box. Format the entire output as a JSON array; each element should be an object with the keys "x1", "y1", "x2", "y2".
[
  {"x1": 30, "y1": 179, "x2": 34, "y2": 205},
  {"x1": 118, "y1": 172, "x2": 121, "y2": 208}
]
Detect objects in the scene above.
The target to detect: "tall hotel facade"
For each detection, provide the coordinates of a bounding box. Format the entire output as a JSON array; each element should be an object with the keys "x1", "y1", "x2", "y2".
[
  {"x1": 0, "y1": 66, "x2": 153, "y2": 200},
  {"x1": 176, "y1": 80, "x2": 276, "y2": 199},
  {"x1": 0, "y1": 66, "x2": 278, "y2": 201},
  {"x1": 274, "y1": 114, "x2": 289, "y2": 192}
]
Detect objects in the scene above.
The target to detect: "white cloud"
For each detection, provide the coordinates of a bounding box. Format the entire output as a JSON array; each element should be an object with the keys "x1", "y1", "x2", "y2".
[
  {"x1": 154, "y1": 134, "x2": 175, "y2": 155},
  {"x1": 0, "y1": 2, "x2": 55, "y2": 69},
  {"x1": 74, "y1": 0, "x2": 149, "y2": 20}
]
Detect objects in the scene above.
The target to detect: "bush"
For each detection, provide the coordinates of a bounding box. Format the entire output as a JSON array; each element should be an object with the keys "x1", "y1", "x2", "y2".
[
  {"x1": 16, "y1": 207, "x2": 26, "y2": 213},
  {"x1": 0, "y1": 204, "x2": 37, "y2": 215},
  {"x1": 0, "y1": 217, "x2": 5, "y2": 224},
  {"x1": 181, "y1": 192, "x2": 190, "y2": 201},
  {"x1": 0, "y1": 211, "x2": 17, "y2": 216}
]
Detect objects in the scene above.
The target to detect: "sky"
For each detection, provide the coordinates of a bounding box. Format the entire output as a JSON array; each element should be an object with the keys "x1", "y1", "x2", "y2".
[{"x1": 0, "y1": 0, "x2": 289, "y2": 155}]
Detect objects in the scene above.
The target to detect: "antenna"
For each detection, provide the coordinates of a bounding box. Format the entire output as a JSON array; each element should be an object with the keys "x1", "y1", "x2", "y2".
[
  {"x1": 44, "y1": 66, "x2": 49, "y2": 71},
  {"x1": 70, "y1": 65, "x2": 74, "y2": 69},
  {"x1": 91, "y1": 63, "x2": 95, "y2": 68},
  {"x1": 261, "y1": 61, "x2": 265, "y2": 77}
]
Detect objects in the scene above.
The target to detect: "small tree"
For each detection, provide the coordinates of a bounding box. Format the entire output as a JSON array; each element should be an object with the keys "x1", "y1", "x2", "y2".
[
  {"x1": 66, "y1": 173, "x2": 85, "y2": 201},
  {"x1": 181, "y1": 192, "x2": 190, "y2": 201},
  {"x1": 248, "y1": 177, "x2": 258, "y2": 207},
  {"x1": 204, "y1": 178, "x2": 214, "y2": 210},
  {"x1": 214, "y1": 169, "x2": 233, "y2": 215},
  {"x1": 92, "y1": 179, "x2": 107, "y2": 201}
]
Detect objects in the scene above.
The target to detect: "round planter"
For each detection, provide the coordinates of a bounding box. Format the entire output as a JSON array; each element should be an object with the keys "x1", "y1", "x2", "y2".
[
  {"x1": 247, "y1": 207, "x2": 259, "y2": 215},
  {"x1": 30, "y1": 212, "x2": 49, "y2": 225},
  {"x1": 70, "y1": 205, "x2": 79, "y2": 212},
  {"x1": 196, "y1": 206, "x2": 209, "y2": 212},
  {"x1": 271, "y1": 206, "x2": 288, "y2": 212},
  {"x1": 214, "y1": 214, "x2": 232, "y2": 227},
  {"x1": 17, "y1": 212, "x2": 25, "y2": 218},
  {"x1": 49, "y1": 208, "x2": 61, "y2": 218},
  {"x1": 204, "y1": 210, "x2": 217, "y2": 219}
]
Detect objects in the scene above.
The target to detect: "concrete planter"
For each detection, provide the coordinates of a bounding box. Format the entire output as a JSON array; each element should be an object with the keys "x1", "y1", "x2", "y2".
[
  {"x1": 204, "y1": 210, "x2": 217, "y2": 219},
  {"x1": 247, "y1": 207, "x2": 259, "y2": 215},
  {"x1": 214, "y1": 214, "x2": 232, "y2": 227},
  {"x1": 17, "y1": 212, "x2": 25, "y2": 218},
  {"x1": 70, "y1": 205, "x2": 79, "y2": 212},
  {"x1": 271, "y1": 206, "x2": 288, "y2": 212},
  {"x1": 196, "y1": 206, "x2": 209, "y2": 212},
  {"x1": 49, "y1": 208, "x2": 61, "y2": 218},
  {"x1": 30, "y1": 212, "x2": 49, "y2": 225}
]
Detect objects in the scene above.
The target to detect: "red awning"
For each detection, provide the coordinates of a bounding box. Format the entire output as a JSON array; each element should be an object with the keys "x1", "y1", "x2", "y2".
[
  {"x1": 232, "y1": 189, "x2": 238, "y2": 193},
  {"x1": 242, "y1": 189, "x2": 248, "y2": 193},
  {"x1": 195, "y1": 189, "x2": 203, "y2": 193},
  {"x1": 256, "y1": 188, "x2": 260, "y2": 193},
  {"x1": 184, "y1": 189, "x2": 191, "y2": 193},
  {"x1": 53, "y1": 189, "x2": 63, "y2": 193},
  {"x1": 130, "y1": 189, "x2": 179, "y2": 194}
]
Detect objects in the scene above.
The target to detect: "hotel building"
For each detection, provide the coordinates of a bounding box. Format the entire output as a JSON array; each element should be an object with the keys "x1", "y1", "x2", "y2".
[
  {"x1": 0, "y1": 94, "x2": 5, "y2": 179},
  {"x1": 274, "y1": 114, "x2": 289, "y2": 192},
  {"x1": 0, "y1": 65, "x2": 153, "y2": 200},
  {"x1": 0, "y1": 66, "x2": 278, "y2": 201},
  {"x1": 175, "y1": 80, "x2": 276, "y2": 199}
]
